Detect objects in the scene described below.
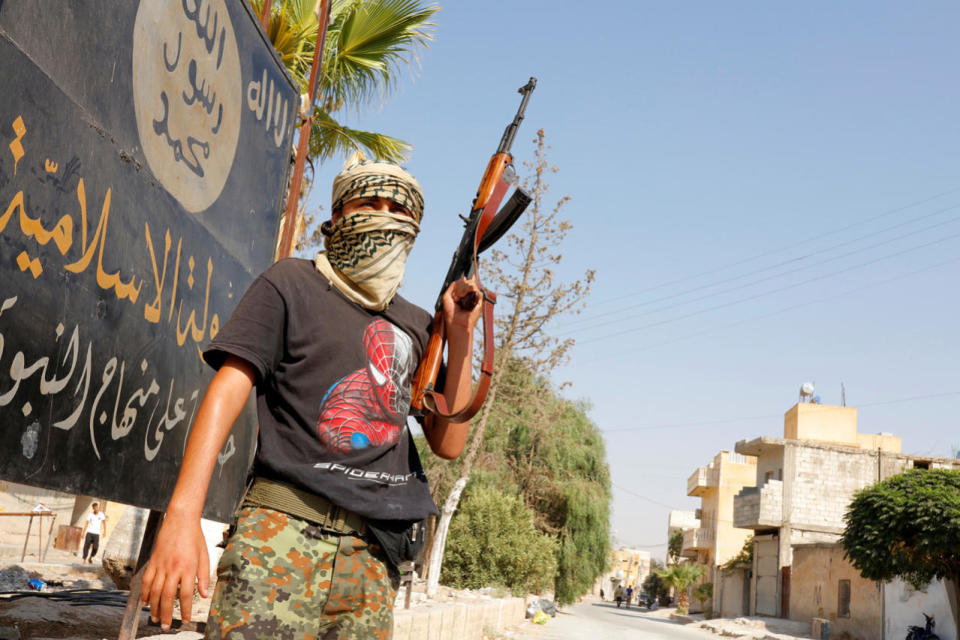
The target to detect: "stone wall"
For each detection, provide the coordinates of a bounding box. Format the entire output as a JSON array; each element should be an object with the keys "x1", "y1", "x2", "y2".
[
  {"x1": 790, "y1": 543, "x2": 882, "y2": 640},
  {"x1": 788, "y1": 443, "x2": 878, "y2": 532},
  {"x1": 392, "y1": 597, "x2": 526, "y2": 640},
  {"x1": 733, "y1": 479, "x2": 782, "y2": 529},
  {"x1": 0, "y1": 482, "x2": 77, "y2": 559}
]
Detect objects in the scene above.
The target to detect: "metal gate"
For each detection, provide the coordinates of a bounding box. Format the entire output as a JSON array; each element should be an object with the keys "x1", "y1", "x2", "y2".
[{"x1": 754, "y1": 538, "x2": 778, "y2": 616}]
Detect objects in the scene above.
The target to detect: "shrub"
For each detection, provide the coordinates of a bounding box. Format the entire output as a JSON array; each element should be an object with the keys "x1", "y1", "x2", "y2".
[{"x1": 441, "y1": 487, "x2": 558, "y2": 595}]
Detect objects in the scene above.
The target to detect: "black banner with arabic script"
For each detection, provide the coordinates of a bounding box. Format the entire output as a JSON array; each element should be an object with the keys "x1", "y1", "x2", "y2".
[{"x1": 0, "y1": 1, "x2": 297, "y2": 521}]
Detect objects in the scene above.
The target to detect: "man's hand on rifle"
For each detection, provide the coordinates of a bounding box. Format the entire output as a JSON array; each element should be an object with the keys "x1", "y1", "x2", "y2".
[
  {"x1": 423, "y1": 277, "x2": 483, "y2": 459},
  {"x1": 442, "y1": 277, "x2": 483, "y2": 339}
]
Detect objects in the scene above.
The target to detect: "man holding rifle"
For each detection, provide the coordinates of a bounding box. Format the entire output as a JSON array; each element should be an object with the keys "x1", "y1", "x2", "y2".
[{"x1": 141, "y1": 153, "x2": 481, "y2": 639}]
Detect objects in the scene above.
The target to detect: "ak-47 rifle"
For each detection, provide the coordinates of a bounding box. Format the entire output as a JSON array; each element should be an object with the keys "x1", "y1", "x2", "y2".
[{"x1": 411, "y1": 77, "x2": 537, "y2": 422}]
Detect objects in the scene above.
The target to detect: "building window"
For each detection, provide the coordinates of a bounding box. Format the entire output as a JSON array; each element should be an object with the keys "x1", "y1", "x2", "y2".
[
  {"x1": 838, "y1": 579, "x2": 851, "y2": 617},
  {"x1": 914, "y1": 460, "x2": 930, "y2": 470}
]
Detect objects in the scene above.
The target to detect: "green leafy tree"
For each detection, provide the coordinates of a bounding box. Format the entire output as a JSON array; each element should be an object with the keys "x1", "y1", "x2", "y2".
[
  {"x1": 421, "y1": 358, "x2": 611, "y2": 605},
  {"x1": 722, "y1": 535, "x2": 753, "y2": 574},
  {"x1": 840, "y1": 469, "x2": 960, "y2": 630},
  {"x1": 249, "y1": 0, "x2": 438, "y2": 255},
  {"x1": 538, "y1": 404, "x2": 611, "y2": 604},
  {"x1": 441, "y1": 486, "x2": 557, "y2": 595},
  {"x1": 251, "y1": 0, "x2": 437, "y2": 162},
  {"x1": 642, "y1": 559, "x2": 669, "y2": 604},
  {"x1": 693, "y1": 581, "x2": 713, "y2": 613},
  {"x1": 656, "y1": 562, "x2": 705, "y2": 614},
  {"x1": 668, "y1": 530, "x2": 683, "y2": 565}
]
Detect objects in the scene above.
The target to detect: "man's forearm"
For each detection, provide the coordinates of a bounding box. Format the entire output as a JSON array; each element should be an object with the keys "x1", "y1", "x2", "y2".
[
  {"x1": 166, "y1": 357, "x2": 256, "y2": 516},
  {"x1": 424, "y1": 331, "x2": 474, "y2": 459}
]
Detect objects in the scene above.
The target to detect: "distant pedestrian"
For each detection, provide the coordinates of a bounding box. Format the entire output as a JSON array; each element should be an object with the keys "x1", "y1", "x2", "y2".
[
  {"x1": 614, "y1": 585, "x2": 624, "y2": 608},
  {"x1": 625, "y1": 585, "x2": 634, "y2": 608},
  {"x1": 80, "y1": 502, "x2": 106, "y2": 564},
  {"x1": 600, "y1": 588, "x2": 605, "y2": 601}
]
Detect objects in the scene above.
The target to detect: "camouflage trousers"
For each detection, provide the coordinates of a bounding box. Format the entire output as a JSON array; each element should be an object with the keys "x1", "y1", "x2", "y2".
[{"x1": 205, "y1": 507, "x2": 397, "y2": 640}]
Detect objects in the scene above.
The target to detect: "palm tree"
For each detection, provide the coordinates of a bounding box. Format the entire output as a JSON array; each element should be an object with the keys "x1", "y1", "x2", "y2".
[
  {"x1": 655, "y1": 562, "x2": 706, "y2": 615},
  {"x1": 250, "y1": 0, "x2": 438, "y2": 163}
]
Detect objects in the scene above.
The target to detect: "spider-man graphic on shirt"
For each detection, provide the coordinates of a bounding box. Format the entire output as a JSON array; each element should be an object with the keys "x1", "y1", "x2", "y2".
[{"x1": 316, "y1": 318, "x2": 415, "y2": 453}]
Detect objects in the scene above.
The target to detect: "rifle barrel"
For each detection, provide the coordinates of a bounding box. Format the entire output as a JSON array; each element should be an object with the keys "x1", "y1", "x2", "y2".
[{"x1": 497, "y1": 77, "x2": 537, "y2": 154}]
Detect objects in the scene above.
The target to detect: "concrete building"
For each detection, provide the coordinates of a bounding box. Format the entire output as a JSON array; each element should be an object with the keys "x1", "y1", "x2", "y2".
[
  {"x1": 732, "y1": 401, "x2": 960, "y2": 638},
  {"x1": 597, "y1": 547, "x2": 650, "y2": 598},
  {"x1": 667, "y1": 509, "x2": 699, "y2": 542},
  {"x1": 667, "y1": 509, "x2": 698, "y2": 564},
  {"x1": 791, "y1": 543, "x2": 958, "y2": 640},
  {"x1": 682, "y1": 450, "x2": 757, "y2": 614}
]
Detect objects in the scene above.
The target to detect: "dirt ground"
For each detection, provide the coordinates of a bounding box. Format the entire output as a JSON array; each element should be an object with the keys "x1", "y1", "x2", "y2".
[
  {"x1": 0, "y1": 539, "x2": 523, "y2": 640},
  {"x1": 0, "y1": 539, "x2": 189, "y2": 640}
]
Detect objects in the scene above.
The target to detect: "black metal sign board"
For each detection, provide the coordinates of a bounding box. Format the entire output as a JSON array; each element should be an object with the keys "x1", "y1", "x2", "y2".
[{"x1": 0, "y1": 1, "x2": 297, "y2": 521}]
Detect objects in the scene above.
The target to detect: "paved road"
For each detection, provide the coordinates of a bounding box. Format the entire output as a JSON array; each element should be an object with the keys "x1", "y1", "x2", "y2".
[{"x1": 512, "y1": 601, "x2": 718, "y2": 640}]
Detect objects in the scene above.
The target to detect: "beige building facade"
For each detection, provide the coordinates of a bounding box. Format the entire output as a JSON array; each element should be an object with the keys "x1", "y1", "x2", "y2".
[
  {"x1": 682, "y1": 450, "x2": 757, "y2": 614},
  {"x1": 732, "y1": 402, "x2": 960, "y2": 636},
  {"x1": 595, "y1": 547, "x2": 651, "y2": 599}
]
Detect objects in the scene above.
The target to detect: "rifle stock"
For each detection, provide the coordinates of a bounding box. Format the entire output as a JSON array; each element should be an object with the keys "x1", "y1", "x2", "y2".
[{"x1": 411, "y1": 78, "x2": 537, "y2": 420}]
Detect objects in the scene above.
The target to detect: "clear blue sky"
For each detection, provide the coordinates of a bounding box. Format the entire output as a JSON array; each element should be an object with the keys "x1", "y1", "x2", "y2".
[{"x1": 304, "y1": 1, "x2": 960, "y2": 559}]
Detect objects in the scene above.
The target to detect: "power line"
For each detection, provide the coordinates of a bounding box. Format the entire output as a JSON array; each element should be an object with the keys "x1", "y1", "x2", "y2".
[
  {"x1": 561, "y1": 204, "x2": 960, "y2": 334},
  {"x1": 858, "y1": 390, "x2": 960, "y2": 409},
  {"x1": 601, "y1": 389, "x2": 960, "y2": 433},
  {"x1": 579, "y1": 253, "x2": 960, "y2": 361},
  {"x1": 612, "y1": 481, "x2": 682, "y2": 510},
  {"x1": 584, "y1": 184, "x2": 960, "y2": 309},
  {"x1": 604, "y1": 414, "x2": 778, "y2": 433},
  {"x1": 576, "y1": 228, "x2": 960, "y2": 346}
]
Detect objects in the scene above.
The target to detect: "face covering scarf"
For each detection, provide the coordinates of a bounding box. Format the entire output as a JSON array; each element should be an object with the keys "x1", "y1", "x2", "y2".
[
  {"x1": 314, "y1": 210, "x2": 421, "y2": 311},
  {"x1": 315, "y1": 153, "x2": 424, "y2": 310}
]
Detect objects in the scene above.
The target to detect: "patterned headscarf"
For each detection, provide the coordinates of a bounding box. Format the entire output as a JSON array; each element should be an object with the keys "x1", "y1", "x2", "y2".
[
  {"x1": 331, "y1": 153, "x2": 424, "y2": 222},
  {"x1": 314, "y1": 153, "x2": 424, "y2": 311}
]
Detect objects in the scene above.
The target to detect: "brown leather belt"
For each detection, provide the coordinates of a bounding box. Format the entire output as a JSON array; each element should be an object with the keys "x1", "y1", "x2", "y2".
[{"x1": 242, "y1": 477, "x2": 367, "y2": 536}]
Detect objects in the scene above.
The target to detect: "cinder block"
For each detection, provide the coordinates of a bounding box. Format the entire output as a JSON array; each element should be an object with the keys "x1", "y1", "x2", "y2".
[
  {"x1": 392, "y1": 610, "x2": 412, "y2": 640},
  {"x1": 409, "y1": 609, "x2": 429, "y2": 639},
  {"x1": 481, "y1": 601, "x2": 498, "y2": 632},
  {"x1": 427, "y1": 608, "x2": 443, "y2": 640},
  {"x1": 447, "y1": 603, "x2": 467, "y2": 637},
  {"x1": 464, "y1": 603, "x2": 484, "y2": 640}
]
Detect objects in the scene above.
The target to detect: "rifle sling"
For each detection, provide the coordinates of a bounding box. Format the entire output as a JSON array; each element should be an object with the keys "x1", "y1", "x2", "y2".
[{"x1": 423, "y1": 288, "x2": 497, "y2": 422}]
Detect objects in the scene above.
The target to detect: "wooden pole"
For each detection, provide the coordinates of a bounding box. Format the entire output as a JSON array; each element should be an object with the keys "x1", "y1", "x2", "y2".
[
  {"x1": 117, "y1": 510, "x2": 164, "y2": 640},
  {"x1": 43, "y1": 514, "x2": 57, "y2": 563},
  {"x1": 276, "y1": 0, "x2": 330, "y2": 260},
  {"x1": 21, "y1": 515, "x2": 34, "y2": 562},
  {"x1": 259, "y1": 0, "x2": 274, "y2": 31}
]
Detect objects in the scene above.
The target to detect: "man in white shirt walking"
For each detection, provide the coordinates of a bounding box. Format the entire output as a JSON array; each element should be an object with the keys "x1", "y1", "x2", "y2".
[{"x1": 80, "y1": 502, "x2": 107, "y2": 564}]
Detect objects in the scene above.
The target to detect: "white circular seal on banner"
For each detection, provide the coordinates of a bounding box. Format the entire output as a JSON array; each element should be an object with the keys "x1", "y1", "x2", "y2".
[{"x1": 132, "y1": 0, "x2": 242, "y2": 213}]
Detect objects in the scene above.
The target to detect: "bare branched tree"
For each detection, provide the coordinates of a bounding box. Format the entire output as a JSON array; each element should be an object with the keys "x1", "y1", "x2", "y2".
[{"x1": 425, "y1": 128, "x2": 595, "y2": 595}]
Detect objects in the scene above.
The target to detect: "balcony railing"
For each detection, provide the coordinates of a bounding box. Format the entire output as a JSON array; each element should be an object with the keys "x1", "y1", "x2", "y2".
[
  {"x1": 681, "y1": 526, "x2": 714, "y2": 554},
  {"x1": 733, "y1": 479, "x2": 783, "y2": 529},
  {"x1": 687, "y1": 465, "x2": 718, "y2": 496}
]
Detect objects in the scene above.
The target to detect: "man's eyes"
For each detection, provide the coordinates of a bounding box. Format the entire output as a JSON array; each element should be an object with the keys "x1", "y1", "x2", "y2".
[{"x1": 353, "y1": 199, "x2": 409, "y2": 216}]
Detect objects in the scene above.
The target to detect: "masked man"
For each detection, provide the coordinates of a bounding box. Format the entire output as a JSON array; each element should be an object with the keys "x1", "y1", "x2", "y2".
[{"x1": 141, "y1": 154, "x2": 481, "y2": 639}]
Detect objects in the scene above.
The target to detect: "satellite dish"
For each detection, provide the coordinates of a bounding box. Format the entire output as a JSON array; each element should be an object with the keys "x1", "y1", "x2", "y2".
[{"x1": 799, "y1": 382, "x2": 815, "y2": 402}]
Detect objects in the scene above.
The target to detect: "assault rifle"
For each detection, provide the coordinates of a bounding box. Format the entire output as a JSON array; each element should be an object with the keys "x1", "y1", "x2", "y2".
[{"x1": 410, "y1": 77, "x2": 537, "y2": 421}]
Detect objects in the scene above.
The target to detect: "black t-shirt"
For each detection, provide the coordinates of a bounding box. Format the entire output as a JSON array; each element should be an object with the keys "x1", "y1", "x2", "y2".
[{"x1": 204, "y1": 258, "x2": 438, "y2": 522}]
